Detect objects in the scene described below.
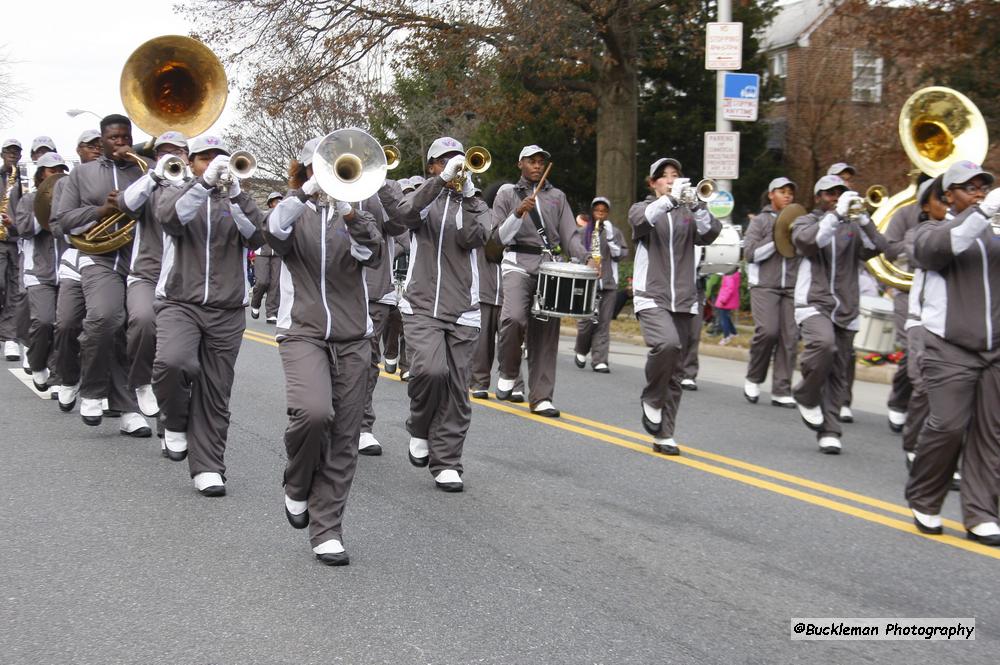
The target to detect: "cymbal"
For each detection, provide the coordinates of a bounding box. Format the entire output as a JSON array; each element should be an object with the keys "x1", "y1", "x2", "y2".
[{"x1": 774, "y1": 203, "x2": 807, "y2": 259}]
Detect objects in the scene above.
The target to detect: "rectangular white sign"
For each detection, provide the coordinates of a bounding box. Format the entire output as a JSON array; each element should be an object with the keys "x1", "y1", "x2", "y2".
[
  {"x1": 722, "y1": 72, "x2": 760, "y2": 121},
  {"x1": 706, "y1": 22, "x2": 743, "y2": 70},
  {"x1": 704, "y1": 132, "x2": 740, "y2": 180}
]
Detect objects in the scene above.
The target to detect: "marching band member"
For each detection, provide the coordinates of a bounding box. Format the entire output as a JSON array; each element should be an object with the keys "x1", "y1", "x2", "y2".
[
  {"x1": 265, "y1": 138, "x2": 382, "y2": 564},
  {"x1": 391, "y1": 137, "x2": 489, "y2": 491},
  {"x1": 15, "y1": 153, "x2": 70, "y2": 391},
  {"x1": 120, "y1": 131, "x2": 189, "y2": 419},
  {"x1": 630, "y1": 157, "x2": 722, "y2": 455},
  {"x1": 492, "y1": 145, "x2": 585, "y2": 417},
  {"x1": 153, "y1": 135, "x2": 264, "y2": 496},
  {"x1": 50, "y1": 114, "x2": 149, "y2": 435},
  {"x1": 679, "y1": 277, "x2": 705, "y2": 391},
  {"x1": 827, "y1": 162, "x2": 856, "y2": 188},
  {"x1": 382, "y1": 176, "x2": 422, "y2": 381},
  {"x1": 250, "y1": 191, "x2": 283, "y2": 322},
  {"x1": 907, "y1": 161, "x2": 1000, "y2": 545},
  {"x1": 742, "y1": 177, "x2": 799, "y2": 407},
  {"x1": 50, "y1": 130, "x2": 102, "y2": 411},
  {"x1": 573, "y1": 197, "x2": 627, "y2": 374},
  {"x1": 790, "y1": 175, "x2": 887, "y2": 454},
  {"x1": 0, "y1": 138, "x2": 24, "y2": 362}
]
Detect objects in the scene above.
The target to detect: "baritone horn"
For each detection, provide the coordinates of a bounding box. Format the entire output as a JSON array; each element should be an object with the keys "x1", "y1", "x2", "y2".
[
  {"x1": 312, "y1": 128, "x2": 388, "y2": 202},
  {"x1": 866, "y1": 86, "x2": 989, "y2": 291},
  {"x1": 69, "y1": 152, "x2": 148, "y2": 255},
  {"x1": 383, "y1": 145, "x2": 400, "y2": 171}
]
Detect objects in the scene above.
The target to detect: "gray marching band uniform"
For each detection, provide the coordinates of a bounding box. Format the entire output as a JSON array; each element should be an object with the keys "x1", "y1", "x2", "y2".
[
  {"x1": 493, "y1": 178, "x2": 585, "y2": 408},
  {"x1": 906, "y1": 205, "x2": 1000, "y2": 531},
  {"x1": 15, "y1": 190, "x2": 63, "y2": 375},
  {"x1": 470, "y1": 246, "x2": 525, "y2": 395},
  {"x1": 152, "y1": 179, "x2": 264, "y2": 479},
  {"x1": 628, "y1": 196, "x2": 722, "y2": 439},
  {"x1": 0, "y1": 169, "x2": 27, "y2": 350},
  {"x1": 882, "y1": 203, "x2": 919, "y2": 414},
  {"x1": 250, "y1": 242, "x2": 281, "y2": 320},
  {"x1": 902, "y1": 249, "x2": 930, "y2": 459},
  {"x1": 266, "y1": 192, "x2": 382, "y2": 550},
  {"x1": 48, "y1": 178, "x2": 85, "y2": 392},
  {"x1": 390, "y1": 176, "x2": 488, "y2": 476},
  {"x1": 121, "y1": 174, "x2": 172, "y2": 395},
  {"x1": 743, "y1": 204, "x2": 800, "y2": 398},
  {"x1": 574, "y1": 221, "x2": 628, "y2": 368},
  {"x1": 51, "y1": 155, "x2": 146, "y2": 412},
  {"x1": 790, "y1": 209, "x2": 887, "y2": 441}
]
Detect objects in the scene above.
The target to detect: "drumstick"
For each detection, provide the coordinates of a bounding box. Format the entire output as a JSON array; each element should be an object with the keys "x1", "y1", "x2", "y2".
[{"x1": 533, "y1": 163, "x2": 553, "y2": 196}]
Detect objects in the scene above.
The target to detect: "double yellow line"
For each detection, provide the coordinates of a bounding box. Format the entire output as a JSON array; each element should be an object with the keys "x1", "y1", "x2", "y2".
[{"x1": 241, "y1": 329, "x2": 1000, "y2": 561}]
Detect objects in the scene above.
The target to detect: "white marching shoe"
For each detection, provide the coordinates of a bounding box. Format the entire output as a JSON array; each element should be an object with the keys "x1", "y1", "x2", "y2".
[
  {"x1": 163, "y1": 430, "x2": 189, "y2": 461},
  {"x1": 912, "y1": 508, "x2": 943, "y2": 535},
  {"x1": 743, "y1": 380, "x2": 760, "y2": 404},
  {"x1": 32, "y1": 367, "x2": 50, "y2": 392},
  {"x1": 358, "y1": 431, "x2": 383, "y2": 456},
  {"x1": 119, "y1": 412, "x2": 152, "y2": 438},
  {"x1": 3, "y1": 340, "x2": 18, "y2": 360},
  {"x1": 21, "y1": 347, "x2": 30, "y2": 374},
  {"x1": 313, "y1": 539, "x2": 349, "y2": 566},
  {"x1": 58, "y1": 384, "x2": 79, "y2": 412},
  {"x1": 434, "y1": 469, "x2": 464, "y2": 492},
  {"x1": 135, "y1": 384, "x2": 159, "y2": 417},
  {"x1": 495, "y1": 376, "x2": 515, "y2": 400},
  {"x1": 383, "y1": 356, "x2": 398, "y2": 374},
  {"x1": 838, "y1": 405, "x2": 854, "y2": 423},
  {"x1": 818, "y1": 436, "x2": 842, "y2": 455},
  {"x1": 80, "y1": 397, "x2": 103, "y2": 426},
  {"x1": 408, "y1": 436, "x2": 429, "y2": 467},
  {"x1": 250, "y1": 307, "x2": 260, "y2": 320},
  {"x1": 797, "y1": 402, "x2": 824, "y2": 430},
  {"x1": 641, "y1": 400, "x2": 662, "y2": 435},
  {"x1": 193, "y1": 472, "x2": 226, "y2": 497},
  {"x1": 887, "y1": 408, "x2": 906, "y2": 433}
]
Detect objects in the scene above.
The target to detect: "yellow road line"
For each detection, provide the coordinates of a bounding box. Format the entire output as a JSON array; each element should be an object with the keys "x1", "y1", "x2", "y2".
[{"x1": 238, "y1": 333, "x2": 996, "y2": 560}]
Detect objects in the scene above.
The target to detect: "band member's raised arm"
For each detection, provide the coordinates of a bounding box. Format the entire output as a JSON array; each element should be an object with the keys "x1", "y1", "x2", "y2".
[{"x1": 912, "y1": 205, "x2": 992, "y2": 271}]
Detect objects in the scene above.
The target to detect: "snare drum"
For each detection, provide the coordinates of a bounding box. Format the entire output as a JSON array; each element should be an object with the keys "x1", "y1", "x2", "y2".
[
  {"x1": 855, "y1": 295, "x2": 896, "y2": 354},
  {"x1": 532, "y1": 261, "x2": 599, "y2": 319},
  {"x1": 698, "y1": 223, "x2": 742, "y2": 276},
  {"x1": 392, "y1": 253, "x2": 410, "y2": 298}
]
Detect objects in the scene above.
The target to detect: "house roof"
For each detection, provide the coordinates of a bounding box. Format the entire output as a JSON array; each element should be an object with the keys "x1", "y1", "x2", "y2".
[{"x1": 760, "y1": 0, "x2": 835, "y2": 51}]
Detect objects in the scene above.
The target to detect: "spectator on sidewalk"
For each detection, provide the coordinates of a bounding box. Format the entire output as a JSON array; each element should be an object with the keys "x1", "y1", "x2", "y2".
[{"x1": 714, "y1": 270, "x2": 741, "y2": 345}]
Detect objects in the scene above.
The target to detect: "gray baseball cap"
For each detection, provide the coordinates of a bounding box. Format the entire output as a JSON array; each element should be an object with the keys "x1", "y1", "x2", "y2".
[
  {"x1": 188, "y1": 135, "x2": 230, "y2": 156},
  {"x1": 814, "y1": 174, "x2": 848, "y2": 194},
  {"x1": 297, "y1": 137, "x2": 322, "y2": 166},
  {"x1": 518, "y1": 144, "x2": 550, "y2": 161},
  {"x1": 916, "y1": 176, "x2": 942, "y2": 207},
  {"x1": 35, "y1": 152, "x2": 68, "y2": 169},
  {"x1": 154, "y1": 131, "x2": 188, "y2": 149},
  {"x1": 1, "y1": 138, "x2": 21, "y2": 150},
  {"x1": 31, "y1": 136, "x2": 57, "y2": 153},
  {"x1": 826, "y1": 162, "x2": 856, "y2": 176},
  {"x1": 649, "y1": 157, "x2": 682, "y2": 178},
  {"x1": 427, "y1": 137, "x2": 465, "y2": 161},
  {"x1": 77, "y1": 129, "x2": 100, "y2": 145},
  {"x1": 266, "y1": 191, "x2": 283, "y2": 203},
  {"x1": 591, "y1": 196, "x2": 611, "y2": 209},
  {"x1": 942, "y1": 160, "x2": 994, "y2": 189},
  {"x1": 768, "y1": 177, "x2": 796, "y2": 192}
]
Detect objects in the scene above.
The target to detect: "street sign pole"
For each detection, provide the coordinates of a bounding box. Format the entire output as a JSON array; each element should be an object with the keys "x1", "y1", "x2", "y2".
[{"x1": 715, "y1": 0, "x2": 733, "y2": 203}]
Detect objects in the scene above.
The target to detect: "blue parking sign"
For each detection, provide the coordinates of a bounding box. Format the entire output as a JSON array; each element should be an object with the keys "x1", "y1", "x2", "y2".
[{"x1": 722, "y1": 73, "x2": 760, "y2": 121}]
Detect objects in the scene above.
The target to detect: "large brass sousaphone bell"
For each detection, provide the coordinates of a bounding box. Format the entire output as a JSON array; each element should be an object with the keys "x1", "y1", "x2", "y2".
[
  {"x1": 313, "y1": 128, "x2": 388, "y2": 202},
  {"x1": 866, "y1": 87, "x2": 988, "y2": 291}
]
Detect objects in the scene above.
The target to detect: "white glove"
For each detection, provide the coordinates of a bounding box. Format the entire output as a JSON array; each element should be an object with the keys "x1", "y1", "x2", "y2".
[
  {"x1": 603, "y1": 221, "x2": 614, "y2": 240},
  {"x1": 334, "y1": 200, "x2": 352, "y2": 217},
  {"x1": 645, "y1": 195, "x2": 675, "y2": 220},
  {"x1": 440, "y1": 154, "x2": 465, "y2": 182},
  {"x1": 227, "y1": 177, "x2": 242, "y2": 198},
  {"x1": 202, "y1": 155, "x2": 230, "y2": 187},
  {"x1": 669, "y1": 178, "x2": 690, "y2": 201},
  {"x1": 980, "y1": 187, "x2": 1000, "y2": 217},
  {"x1": 856, "y1": 212, "x2": 870, "y2": 227},
  {"x1": 153, "y1": 154, "x2": 177, "y2": 182},
  {"x1": 835, "y1": 190, "x2": 858, "y2": 218},
  {"x1": 462, "y1": 178, "x2": 475, "y2": 198},
  {"x1": 302, "y1": 176, "x2": 321, "y2": 196}
]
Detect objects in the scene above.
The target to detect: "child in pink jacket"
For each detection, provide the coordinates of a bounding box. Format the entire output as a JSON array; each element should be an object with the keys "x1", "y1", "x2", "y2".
[{"x1": 714, "y1": 270, "x2": 741, "y2": 344}]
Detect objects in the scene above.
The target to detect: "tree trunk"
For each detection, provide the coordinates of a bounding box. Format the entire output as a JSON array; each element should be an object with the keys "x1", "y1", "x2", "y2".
[{"x1": 594, "y1": 18, "x2": 638, "y2": 249}]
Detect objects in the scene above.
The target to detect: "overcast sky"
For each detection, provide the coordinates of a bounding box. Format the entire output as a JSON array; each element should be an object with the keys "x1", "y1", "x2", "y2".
[{"x1": 0, "y1": 2, "x2": 235, "y2": 160}]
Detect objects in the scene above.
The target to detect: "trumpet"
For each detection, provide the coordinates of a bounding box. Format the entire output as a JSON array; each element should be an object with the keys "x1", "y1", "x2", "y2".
[
  {"x1": 217, "y1": 150, "x2": 257, "y2": 195},
  {"x1": 160, "y1": 155, "x2": 189, "y2": 183},
  {"x1": 677, "y1": 178, "x2": 718, "y2": 207},
  {"x1": 383, "y1": 145, "x2": 400, "y2": 171},
  {"x1": 450, "y1": 146, "x2": 491, "y2": 190}
]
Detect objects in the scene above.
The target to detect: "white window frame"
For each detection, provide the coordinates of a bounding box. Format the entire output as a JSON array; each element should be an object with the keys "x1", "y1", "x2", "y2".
[
  {"x1": 768, "y1": 51, "x2": 788, "y2": 102},
  {"x1": 852, "y1": 50, "x2": 883, "y2": 104}
]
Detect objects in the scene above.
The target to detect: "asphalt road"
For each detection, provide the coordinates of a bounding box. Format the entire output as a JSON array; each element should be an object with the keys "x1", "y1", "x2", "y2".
[{"x1": 1, "y1": 316, "x2": 996, "y2": 664}]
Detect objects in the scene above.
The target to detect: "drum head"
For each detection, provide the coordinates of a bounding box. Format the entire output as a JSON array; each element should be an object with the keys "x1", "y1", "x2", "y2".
[{"x1": 538, "y1": 261, "x2": 598, "y2": 279}]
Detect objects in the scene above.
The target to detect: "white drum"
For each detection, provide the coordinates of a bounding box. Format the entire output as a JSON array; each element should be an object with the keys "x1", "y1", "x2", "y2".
[
  {"x1": 532, "y1": 261, "x2": 599, "y2": 319},
  {"x1": 855, "y1": 295, "x2": 896, "y2": 354},
  {"x1": 698, "y1": 223, "x2": 742, "y2": 276}
]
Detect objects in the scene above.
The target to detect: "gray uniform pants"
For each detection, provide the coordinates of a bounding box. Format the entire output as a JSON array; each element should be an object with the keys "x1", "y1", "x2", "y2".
[
  {"x1": 0, "y1": 242, "x2": 26, "y2": 343},
  {"x1": 382, "y1": 305, "x2": 408, "y2": 372},
  {"x1": 79, "y1": 264, "x2": 138, "y2": 411},
  {"x1": 682, "y1": 290, "x2": 704, "y2": 381},
  {"x1": 471, "y1": 302, "x2": 524, "y2": 392},
  {"x1": 498, "y1": 270, "x2": 559, "y2": 407},
  {"x1": 152, "y1": 301, "x2": 245, "y2": 478},
  {"x1": 126, "y1": 279, "x2": 157, "y2": 390},
  {"x1": 574, "y1": 288, "x2": 616, "y2": 366},
  {"x1": 361, "y1": 302, "x2": 391, "y2": 433},
  {"x1": 250, "y1": 255, "x2": 281, "y2": 319},
  {"x1": 403, "y1": 313, "x2": 477, "y2": 475},
  {"x1": 902, "y1": 326, "x2": 930, "y2": 454},
  {"x1": 26, "y1": 284, "x2": 57, "y2": 374},
  {"x1": 637, "y1": 307, "x2": 694, "y2": 439},
  {"x1": 793, "y1": 315, "x2": 855, "y2": 439},
  {"x1": 279, "y1": 336, "x2": 367, "y2": 548},
  {"x1": 54, "y1": 277, "x2": 85, "y2": 386},
  {"x1": 746, "y1": 287, "x2": 798, "y2": 397},
  {"x1": 906, "y1": 333, "x2": 1000, "y2": 528}
]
